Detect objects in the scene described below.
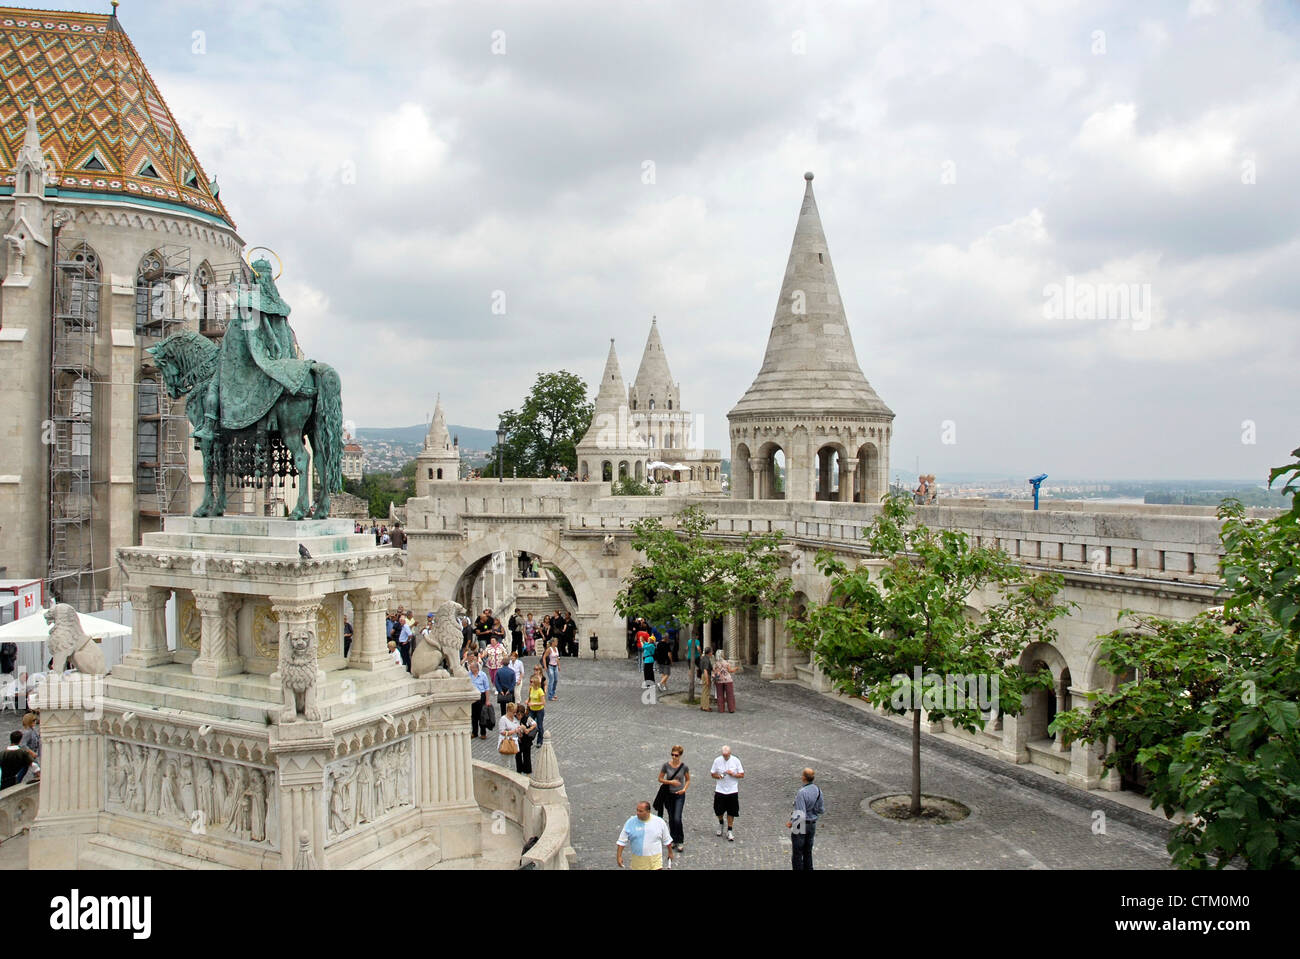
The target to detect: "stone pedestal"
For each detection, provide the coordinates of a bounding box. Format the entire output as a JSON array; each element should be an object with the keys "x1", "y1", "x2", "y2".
[{"x1": 27, "y1": 516, "x2": 512, "y2": 870}]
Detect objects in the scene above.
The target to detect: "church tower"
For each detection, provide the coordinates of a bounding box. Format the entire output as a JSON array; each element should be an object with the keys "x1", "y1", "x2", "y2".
[
  {"x1": 727, "y1": 173, "x2": 893, "y2": 502},
  {"x1": 576, "y1": 339, "x2": 649, "y2": 483},
  {"x1": 415, "y1": 396, "x2": 461, "y2": 495}
]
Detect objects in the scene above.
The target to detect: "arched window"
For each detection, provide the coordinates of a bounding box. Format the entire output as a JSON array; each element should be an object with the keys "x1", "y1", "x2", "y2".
[
  {"x1": 136, "y1": 250, "x2": 166, "y2": 335},
  {"x1": 138, "y1": 377, "x2": 159, "y2": 416},
  {"x1": 195, "y1": 262, "x2": 217, "y2": 333},
  {"x1": 59, "y1": 244, "x2": 100, "y2": 332},
  {"x1": 667, "y1": 399, "x2": 673, "y2": 410},
  {"x1": 631, "y1": 399, "x2": 637, "y2": 410},
  {"x1": 649, "y1": 397, "x2": 655, "y2": 411},
  {"x1": 428, "y1": 468, "x2": 434, "y2": 480},
  {"x1": 436, "y1": 468, "x2": 443, "y2": 480}
]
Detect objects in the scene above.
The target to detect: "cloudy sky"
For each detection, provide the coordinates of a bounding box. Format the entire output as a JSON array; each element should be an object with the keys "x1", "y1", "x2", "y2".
[{"x1": 104, "y1": 0, "x2": 1300, "y2": 480}]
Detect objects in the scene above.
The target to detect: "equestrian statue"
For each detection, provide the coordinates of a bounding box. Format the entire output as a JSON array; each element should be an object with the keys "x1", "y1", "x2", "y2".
[{"x1": 146, "y1": 258, "x2": 344, "y2": 520}]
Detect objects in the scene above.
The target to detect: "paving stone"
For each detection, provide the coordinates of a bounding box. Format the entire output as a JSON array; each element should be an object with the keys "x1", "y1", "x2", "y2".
[{"x1": 469, "y1": 656, "x2": 1175, "y2": 870}]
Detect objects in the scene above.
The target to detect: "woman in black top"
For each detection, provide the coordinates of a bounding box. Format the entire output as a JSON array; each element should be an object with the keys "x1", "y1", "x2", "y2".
[{"x1": 655, "y1": 745, "x2": 690, "y2": 851}]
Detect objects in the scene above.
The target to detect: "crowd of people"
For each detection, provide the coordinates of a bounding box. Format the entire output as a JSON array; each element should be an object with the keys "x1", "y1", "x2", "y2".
[
  {"x1": 627, "y1": 616, "x2": 737, "y2": 711},
  {"x1": 0, "y1": 712, "x2": 41, "y2": 790},
  {"x1": 456, "y1": 606, "x2": 579, "y2": 776},
  {"x1": 354, "y1": 522, "x2": 408, "y2": 549}
]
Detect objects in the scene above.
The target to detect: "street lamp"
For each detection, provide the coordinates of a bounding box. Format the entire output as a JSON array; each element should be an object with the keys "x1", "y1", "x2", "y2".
[{"x1": 497, "y1": 420, "x2": 507, "y2": 483}]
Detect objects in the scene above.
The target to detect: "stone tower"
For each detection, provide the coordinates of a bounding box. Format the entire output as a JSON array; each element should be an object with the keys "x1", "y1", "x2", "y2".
[
  {"x1": 415, "y1": 396, "x2": 461, "y2": 495},
  {"x1": 576, "y1": 339, "x2": 647, "y2": 483},
  {"x1": 728, "y1": 172, "x2": 893, "y2": 502}
]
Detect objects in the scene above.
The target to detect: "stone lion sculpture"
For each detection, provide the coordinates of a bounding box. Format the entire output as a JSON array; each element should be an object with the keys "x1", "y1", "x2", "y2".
[
  {"x1": 277, "y1": 627, "x2": 322, "y2": 722},
  {"x1": 411, "y1": 600, "x2": 467, "y2": 679},
  {"x1": 43, "y1": 603, "x2": 108, "y2": 676}
]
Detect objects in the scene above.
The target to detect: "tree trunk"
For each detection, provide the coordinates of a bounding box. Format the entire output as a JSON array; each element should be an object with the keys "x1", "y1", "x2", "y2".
[
  {"x1": 686, "y1": 620, "x2": 697, "y2": 705},
  {"x1": 910, "y1": 708, "x2": 922, "y2": 817}
]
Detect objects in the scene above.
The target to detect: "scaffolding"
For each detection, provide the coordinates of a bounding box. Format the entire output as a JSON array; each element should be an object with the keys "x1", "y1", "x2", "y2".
[
  {"x1": 47, "y1": 233, "x2": 103, "y2": 610},
  {"x1": 136, "y1": 245, "x2": 192, "y2": 519}
]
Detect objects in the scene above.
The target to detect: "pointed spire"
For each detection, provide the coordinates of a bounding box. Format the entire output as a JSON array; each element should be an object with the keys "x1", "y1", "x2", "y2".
[
  {"x1": 592, "y1": 338, "x2": 627, "y2": 413},
  {"x1": 729, "y1": 172, "x2": 892, "y2": 418},
  {"x1": 631, "y1": 316, "x2": 675, "y2": 405},
  {"x1": 424, "y1": 394, "x2": 451, "y2": 451}
]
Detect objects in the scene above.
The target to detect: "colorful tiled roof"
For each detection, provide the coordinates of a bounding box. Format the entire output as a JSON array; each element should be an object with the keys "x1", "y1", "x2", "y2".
[{"x1": 0, "y1": 6, "x2": 233, "y2": 226}]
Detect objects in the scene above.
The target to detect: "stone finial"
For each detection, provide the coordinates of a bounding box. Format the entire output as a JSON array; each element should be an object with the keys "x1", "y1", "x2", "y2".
[
  {"x1": 528, "y1": 742, "x2": 564, "y2": 790},
  {"x1": 804, "y1": 171, "x2": 814, "y2": 180}
]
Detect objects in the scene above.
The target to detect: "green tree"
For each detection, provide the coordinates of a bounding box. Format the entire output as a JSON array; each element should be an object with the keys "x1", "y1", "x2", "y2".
[
  {"x1": 343, "y1": 463, "x2": 416, "y2": 518},
  {"x1": 611, "y1": 477, "x2": 662, "y2": 496},
  {"x1": 486, "y1": 371, "x2": 592, "y2": 478},
  {"x1": 616, "y1": 505, "x2": 792, "y2": 704},
  {"x1": 791, "y1": 495, "x2": 1070, "y2": 818},
  {"x1": 1052, "y1": 447, "x2": 1300, "y2": 869}
]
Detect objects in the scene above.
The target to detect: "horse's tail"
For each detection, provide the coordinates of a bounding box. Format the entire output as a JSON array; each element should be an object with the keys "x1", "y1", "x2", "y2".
[{"x1": 313, "y1": 364, "x2": 344, "y2": 496}]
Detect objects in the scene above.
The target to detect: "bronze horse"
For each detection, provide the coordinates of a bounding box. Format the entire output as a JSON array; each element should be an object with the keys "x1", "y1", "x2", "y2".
[{"x1": 147, "y1": 329, "x2": 344, "y2": 520}]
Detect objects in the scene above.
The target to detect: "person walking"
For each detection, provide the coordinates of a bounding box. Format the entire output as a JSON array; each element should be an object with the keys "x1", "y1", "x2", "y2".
[
  {"x1": 640, "y1": 632, "x2": 657, "y2": 688},
  {"x1": 524, "y1": 613, "x2": 537, "y2": 655},
  {"x1": 545, "y1": 640, "x2": 560, "y2": 701},
  {"x1": 616, "y1": 801, "x2": 675, "y2": 871},
  {"x1": 17, "y1": 713, "x2": 39, "y2": 783},
  {"x1": 787, "y1": 767, "x2": 825, "y2": 871},
  {"x1": 508, "y1": 612, "x2": 523, "y2": 656},
  {"x1": 515, "y1": 702, "x2": 538, "y2": 775},
  {"x1": 467, "y1": 661, "x2": 491, "y2": 740},
  {"x1": 654, "y1": 635, "x2": 673, "y2": 692},
  {"x1": 710, "y1": 745, "x2": 744, "y2": 842},
  {"x1": 497, "y1": 703, "x2": 522, "y2": 767},
  {"x1": 394, "y1": 613, "x2": 413, "y2": 671},
  {"x1": 494, "y1": 658, "x2": 516, "y2": 715},
  {"x1": 713, "y1": 652, "x2": 736, "y2": 713},
  {"x1": 527, "y1": 675, "x2": 547, "y2": 747},
  {"x1": 698, "y1": 647, "x2": 714, "y2": 711},
  {"x1": 508, "y1": 650, "x2": 525, "y2": 702},
  {"x1": 654, "y1": 745, "x2": 690, "y2": 852},
  {"x1": 484, "y1": 633, "x2": 506, "y2": 688}
]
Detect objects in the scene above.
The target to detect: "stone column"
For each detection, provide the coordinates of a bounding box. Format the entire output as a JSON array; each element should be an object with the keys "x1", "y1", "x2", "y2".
[
  {"x1": 349, "y1": 587, "x2": 398, "y2": 671},
  {"x1": 27, "y1": 689, "x2": 103, "y2": 868},
  {"x1": 702, "y1": 618, "x2": 713, "y2": 654},
  {"x1": 122, "y1": 585, "x2": 171, "y2": 668},
  {"x1": 760, "y1": 618, "x2": 777, "y2": 679},
  {"x1": 751, "y1": 463, "x2": 767, "y2": 501},
  {"x1": 839, "y1": 458, "x2": 858, "y2": 503},
  {"x1": 724, "y1": 611, "x2": 739, "y2": 668},
  {"x1": 274, "y1": 750, "x2": 328, "y2": 870},
  {"x1": 1066, "y1": 686, "x2": 1107, "y2": 789},
  {"x1": 192, "y1": 590, "x2": 243, "y2": 678}
]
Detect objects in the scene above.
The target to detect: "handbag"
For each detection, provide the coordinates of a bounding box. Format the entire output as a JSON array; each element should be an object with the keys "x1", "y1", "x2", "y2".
[
  {"x1": 499, "y1": 735, "x2": 519, "y2": 756},
  {"x1": 482, "y1": 702, "x2": 496, "y2": 729}
]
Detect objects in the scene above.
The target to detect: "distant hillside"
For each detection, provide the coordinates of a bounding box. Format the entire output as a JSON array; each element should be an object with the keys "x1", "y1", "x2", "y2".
[{"x1": 357, "y1": 423, "x2": 497, "y2": 450}]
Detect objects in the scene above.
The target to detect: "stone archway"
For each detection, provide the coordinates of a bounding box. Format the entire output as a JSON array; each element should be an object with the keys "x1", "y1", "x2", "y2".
[
  {"x1": 755, "y1": 442, "x2": 786, "y2": 501},
  {"x1": 733, "y1": 443, "x2": 752, "y2": 499},
  {"x1": 1018, "y1": 641, "x2": 1071, "y2": 744},
  {"x1": 815, "y1": 442, "x2": 847, "y2": 501},
  {"x1": 432, "y1": 531, "x2": 600, "y2": 619}
]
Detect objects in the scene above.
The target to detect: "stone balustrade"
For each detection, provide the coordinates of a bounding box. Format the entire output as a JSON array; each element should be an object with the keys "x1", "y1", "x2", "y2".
[
  {"x1": 471, "y1": 760, "x2": 573, "y2": 870},
  {"x1": 0, "y1": 780, "x2": 39, "y2": 841}
]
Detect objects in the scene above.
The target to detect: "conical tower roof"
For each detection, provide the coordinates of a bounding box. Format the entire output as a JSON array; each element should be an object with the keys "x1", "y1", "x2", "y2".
[
  {"x1": 631, "y1": 317, "x2": 675, "y2": 400},
  {"x1": 592, "y1": 338, "x2": 627, "y2": 413},
  {"x1": 728, "y1": 173, "x2": 892, "y2": 419},
  {"x1": 424, "y1": 395, "x2": 452, "y2": 452}
]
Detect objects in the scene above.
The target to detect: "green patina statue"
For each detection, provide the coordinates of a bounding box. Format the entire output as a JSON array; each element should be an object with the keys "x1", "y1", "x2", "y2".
[{"x1": 146, "y1": 259, "x2": 344, "y2": 520}]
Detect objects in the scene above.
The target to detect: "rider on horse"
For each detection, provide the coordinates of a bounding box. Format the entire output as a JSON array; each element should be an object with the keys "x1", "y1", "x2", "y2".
[{"x1": 193, "y1": 258, "x2": 316, "y2": 442}]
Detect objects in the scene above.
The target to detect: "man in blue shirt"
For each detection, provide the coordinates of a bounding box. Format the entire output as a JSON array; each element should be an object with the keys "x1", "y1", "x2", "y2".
[
  {"x1": 787, "y1": 767, "x2": 825, "y2": 870},
  {"x1": 467, "y1": 661, "x2": 492, "y2": 739}
]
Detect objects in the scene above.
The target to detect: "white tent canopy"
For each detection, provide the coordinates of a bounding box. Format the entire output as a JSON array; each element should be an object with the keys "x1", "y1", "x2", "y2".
[{"x1": 0, "y1": 610, "x2": 132, "y2": 644}]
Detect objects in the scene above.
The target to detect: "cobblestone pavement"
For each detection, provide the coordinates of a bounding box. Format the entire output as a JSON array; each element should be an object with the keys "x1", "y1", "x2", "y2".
[{"x1": 470, "y1": 656, "x2": 1175, "y2": 870}]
